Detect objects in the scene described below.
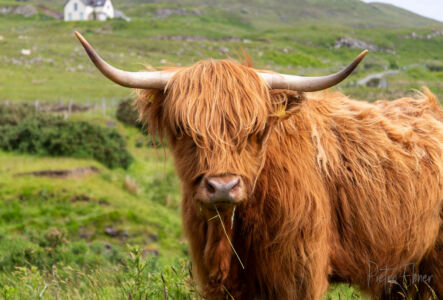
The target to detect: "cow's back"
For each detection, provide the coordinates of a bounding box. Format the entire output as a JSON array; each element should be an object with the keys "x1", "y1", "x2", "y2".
[{"x1": 293, "y1": 89, "x2": 443, "y2": 295}]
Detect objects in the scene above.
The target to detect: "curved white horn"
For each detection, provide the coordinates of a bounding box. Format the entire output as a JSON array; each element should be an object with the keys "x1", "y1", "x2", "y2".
[
  {"x1": 259, "y1": 50, "x2": 368, "y2": 92},
  {"x1": 75, "y1": 31, "x2": 174, "y2": 89}
]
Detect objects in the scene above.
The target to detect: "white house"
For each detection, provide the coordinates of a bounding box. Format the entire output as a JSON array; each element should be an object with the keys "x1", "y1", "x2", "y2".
[{"x1": 64, "y1": 0, "x2": 114, "y2": 21}]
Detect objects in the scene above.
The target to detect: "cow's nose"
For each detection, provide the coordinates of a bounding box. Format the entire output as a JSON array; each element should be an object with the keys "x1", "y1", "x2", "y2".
[{"x1": 205, "y1": 176, "x2": 241, "y2": 204}]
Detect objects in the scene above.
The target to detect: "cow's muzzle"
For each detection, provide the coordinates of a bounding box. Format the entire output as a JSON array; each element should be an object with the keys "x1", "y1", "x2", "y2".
[{"x1": 198, "y1": 174, "x2": 244, "y2": 206}]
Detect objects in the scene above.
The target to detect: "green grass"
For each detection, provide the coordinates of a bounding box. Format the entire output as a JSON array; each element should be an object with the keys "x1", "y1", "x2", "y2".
[
  {"x1": 0, "y1": 149, "x2": 184, "y2": 261},
  {"x1": 0, "y1": 121, "x2": 190, "y2": 298},
  {"x1": 0, "y1": 13, "x2": 441, "y2": 102}
]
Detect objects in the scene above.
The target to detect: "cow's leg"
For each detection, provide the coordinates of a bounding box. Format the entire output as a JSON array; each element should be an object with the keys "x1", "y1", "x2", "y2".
[
  {"x1": 267, "y1": 237, "x2": 330, "y2": 300},
  {"x1": 378, "y1": 226, "x2": 442, "y2": 300},
  {"x1": 298, "y1": 254, "x2": 330, "y2": 300},
  {"x1": 415, "y1": 226, "x2": 442, "y2": 299}
]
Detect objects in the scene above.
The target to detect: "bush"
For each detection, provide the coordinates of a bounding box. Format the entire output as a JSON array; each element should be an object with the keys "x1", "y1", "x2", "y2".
[
  {"x1": 116, "y1": 99, "x2": 165, "y2": 148},
  {"x1": 0, "y1": 247, "x2": 200, "y2": 300},
  {"x1": 116, "y1": 99, "x2": 142, "y2": 129},
  {"x1": 388, "y1": 58, "x2": 399, "y2": 70},
  {"x1": 0, "y1": 103, "x2": 35, "y2": 126},
  {"x1": 426, "y1": 60, "x2": 443, "y2": 72},
  {"x1": 0, "y1": 113, "x2": 133, "y2": 169}
]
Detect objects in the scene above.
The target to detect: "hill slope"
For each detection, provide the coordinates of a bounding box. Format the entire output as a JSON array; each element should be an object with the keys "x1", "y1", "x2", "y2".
[
  {"x1": 24, "y1": 0, "x2": 441, "y2": 28},
  {"x1": 150, "y1": 0, "x2": 440, "y2": 28}
]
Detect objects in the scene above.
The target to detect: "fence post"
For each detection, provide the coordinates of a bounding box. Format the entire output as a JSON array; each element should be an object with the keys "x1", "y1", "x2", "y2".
[
  {"x1": 102, "y1": 98, "x2": 106, "y2": 116},
  {"x1": 5, "y1": 100, "x2": 9, "y2": 107},
  {"x1": 68, "y1": 98, "x2": 73, "y2": 117},
  {"x1": 34, "y1": 100, "x2": 39, "y2": 111}
]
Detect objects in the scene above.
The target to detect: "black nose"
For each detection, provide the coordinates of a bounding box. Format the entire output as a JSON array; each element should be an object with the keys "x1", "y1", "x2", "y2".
[{"x1": 205, "y1": 177, "x2": 240, "y2": 203}]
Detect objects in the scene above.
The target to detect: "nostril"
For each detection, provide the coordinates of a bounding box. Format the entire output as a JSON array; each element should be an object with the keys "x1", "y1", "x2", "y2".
[
  {"x1": 228, "y1": 178, "x2": 240, "y2": 190},
  {"x1": 205, "y1": 179, "x2": 216, "y2": 194}
]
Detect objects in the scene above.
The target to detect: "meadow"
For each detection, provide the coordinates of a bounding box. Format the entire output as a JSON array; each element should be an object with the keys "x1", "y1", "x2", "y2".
[
  {"x1": 0, "y1": 104, "x2": 368, "y2": 299},
  {"x1": 0, "y1": 0, "x2": 442, "y2": 298}
]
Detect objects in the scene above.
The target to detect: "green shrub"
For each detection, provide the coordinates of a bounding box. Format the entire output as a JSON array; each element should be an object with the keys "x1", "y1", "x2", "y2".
[
  {"x1": 119, "y1": 246, "x2": 200, "y2": 300},
  {"x1": 0, "y1": 103, "x2": 35, "y2": 126},
  {"x1": 116, "y1": 99, "x2": 165, "y2": 148},
  {"x1": 116, "y1": 98, "x2": 142, "y2": 129},
  {"x1": 0, "y1": 237, "x2": 46, "y2": 271},
  {"x1": 0, "y1": 247, "x2": 200, "y2": 300},
  {"x1": 426, "y1": 60, "x2": 443, "y2": 72},
  {"x1": 0, "y1": 113, "x2": 133, "y2": 169},
  {"x1": 388, "y1": 58, "x2": 399, "y2": 70}
]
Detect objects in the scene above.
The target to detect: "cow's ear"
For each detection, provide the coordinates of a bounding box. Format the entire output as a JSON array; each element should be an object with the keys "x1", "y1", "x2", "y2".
[
  {"x1": 257, "y1": 90, "x2": 305, "y2": 145},
  {"x1": 134, "y1": 89, "x2": 165, "y2": 136},
  {"x1": 269, "y1": 90, "x2": 306, "y2": 120}
]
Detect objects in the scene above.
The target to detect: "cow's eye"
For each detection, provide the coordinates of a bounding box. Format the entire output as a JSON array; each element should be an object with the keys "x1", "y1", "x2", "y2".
[{"x1": 193, "y1": 174, "x2": 204, "y2": 185}]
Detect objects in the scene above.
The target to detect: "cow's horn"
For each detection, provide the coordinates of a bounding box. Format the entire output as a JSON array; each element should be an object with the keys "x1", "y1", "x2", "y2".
[
  {"x1": 258, "y1": 50, "x2": 368, "y2": 92},
  {"x1": 75, "y1": 31, "x2": 174, "y2": 89}
]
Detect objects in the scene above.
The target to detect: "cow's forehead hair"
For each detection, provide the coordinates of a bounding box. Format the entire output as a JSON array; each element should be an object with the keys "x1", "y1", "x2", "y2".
[{"x1": 162, "y1": 59, "x2": 272, "y2": 148}]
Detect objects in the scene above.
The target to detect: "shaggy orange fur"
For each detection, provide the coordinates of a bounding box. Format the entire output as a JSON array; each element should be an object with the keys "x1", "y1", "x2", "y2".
[{"x1": 135, "y1": 59, "x2": 443, "y2": 300}]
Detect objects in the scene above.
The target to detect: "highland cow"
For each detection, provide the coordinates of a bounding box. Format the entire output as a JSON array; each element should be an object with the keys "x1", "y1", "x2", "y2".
[{"x1": 76, "y1": 32, "x2": 442, "y2": 300}]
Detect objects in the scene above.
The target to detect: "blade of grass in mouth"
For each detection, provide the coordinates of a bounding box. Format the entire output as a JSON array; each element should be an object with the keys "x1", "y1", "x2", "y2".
[{"x1": 214, "y1": 206, "x2": 245, "y2": 270}]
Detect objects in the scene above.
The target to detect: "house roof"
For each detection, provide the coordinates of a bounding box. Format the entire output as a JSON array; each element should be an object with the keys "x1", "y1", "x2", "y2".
[
  {"x1": 81, "y1": 0, "x2": 108, "y2": 7},
  {"x1": 64, "y1": 0, "x2": 109, "y2": 8}
]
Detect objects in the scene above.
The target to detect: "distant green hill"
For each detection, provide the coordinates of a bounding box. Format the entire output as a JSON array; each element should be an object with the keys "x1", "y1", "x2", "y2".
[
  {"x1": 24, "y1": 0, "x2": 441, "y2": 28},
  {"x1": 144, "y1": 0, "x2": 440, "y2": 28},
  {"x1": 0, "y1": 0, "x2": 442, "y2": 102}
]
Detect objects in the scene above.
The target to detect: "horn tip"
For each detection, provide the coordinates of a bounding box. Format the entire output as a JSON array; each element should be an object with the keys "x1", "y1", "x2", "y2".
[
  {"x1": 358, "y1": 50, "x2": 369, "y2": 61},
  {"x1": 74, "y1": 31, "x2": 86, "y2": 44}
]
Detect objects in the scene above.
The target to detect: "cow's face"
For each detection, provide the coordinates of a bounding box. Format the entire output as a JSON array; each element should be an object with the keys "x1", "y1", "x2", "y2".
[
  {"x1": 138, "y1": 60, "x2": 304, "y2": 209},
  {"x1": 74, "y1": 33, "x2": 363, "y2": 208}
]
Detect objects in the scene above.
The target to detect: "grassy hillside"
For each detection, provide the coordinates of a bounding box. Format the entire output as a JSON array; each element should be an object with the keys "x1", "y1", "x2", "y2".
[
  {"x1": 19, "y1": 0, "x2": 441, "y2": 28},
  {"x1": 0, "y1": 12, "x2": 442, "y2": 102},
  {"x1": 0, "y1": 110, "x2": 197, "y2": 298},
  {"x1": 145, "y1": 0, "x2": 439, "y2": 28},
  {"x1": 0, "y1": 0, "x2": 442, "y2": 103}
]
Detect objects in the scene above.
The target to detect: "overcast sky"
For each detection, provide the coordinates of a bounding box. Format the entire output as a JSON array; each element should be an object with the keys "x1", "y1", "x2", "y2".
[{"x1": 362, "y1": 0, "x2": 443, "y2": 22}]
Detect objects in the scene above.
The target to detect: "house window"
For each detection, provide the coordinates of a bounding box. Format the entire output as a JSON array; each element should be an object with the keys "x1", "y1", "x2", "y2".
[
  {"x1": 68, "y1": 13, "x2": 72, "y2": 20},
  {"x1": 80, "y1": 12, "x2": 83, "y2": 19},
  {"x1": 74, "y1": 3, "x2": 78, "y2": 11}
]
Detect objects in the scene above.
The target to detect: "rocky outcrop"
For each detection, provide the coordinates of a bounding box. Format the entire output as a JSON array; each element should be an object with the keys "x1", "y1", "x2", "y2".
[
  {"x1": 401, "y1": 30, "x2": 443, "y2": 40},
  {"x1": 334, "y1": 36, "x2": 395, "y2": 54},
  {"x1": 0, "y1": 4, "x2": 38, "y2": 17}
]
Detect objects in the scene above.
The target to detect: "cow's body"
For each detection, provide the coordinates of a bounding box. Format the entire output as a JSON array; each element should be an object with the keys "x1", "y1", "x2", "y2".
[
  {"x1": 179, "y1": 88, "x2": 443, "y2": 299},
  {"x1": 76, "y1": 41, "x2": 443, "y2": 298}
]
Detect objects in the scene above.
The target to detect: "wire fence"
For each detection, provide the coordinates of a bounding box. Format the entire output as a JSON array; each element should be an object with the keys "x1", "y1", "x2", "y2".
[{"x1": 0, "y1": 97, "x2": 126, "y2": 118}]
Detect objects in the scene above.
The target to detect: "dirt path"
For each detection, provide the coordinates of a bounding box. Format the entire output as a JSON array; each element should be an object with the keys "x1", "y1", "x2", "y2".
[{"x1": 357, "y1": 70, "x2": 401, "y2": 88}]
